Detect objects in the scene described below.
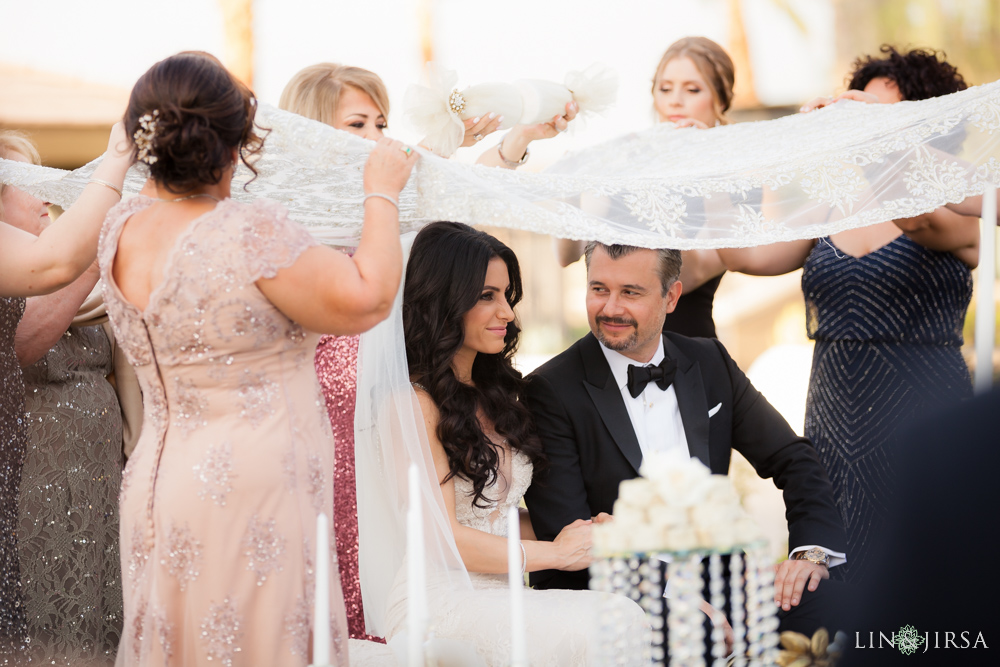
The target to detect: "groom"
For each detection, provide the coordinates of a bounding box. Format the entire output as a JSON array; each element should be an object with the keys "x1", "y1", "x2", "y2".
[{"x1": 523, "y1": 242, "x2": 848, "y2": 633}]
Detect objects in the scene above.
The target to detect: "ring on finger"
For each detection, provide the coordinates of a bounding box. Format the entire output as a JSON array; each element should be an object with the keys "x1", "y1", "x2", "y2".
[
  {"x1": 400, "y1": 145, "x2": 413, "y2": 156},
  {"x1": 473, "y1": 133, "x2": 483, "y2": 142}
]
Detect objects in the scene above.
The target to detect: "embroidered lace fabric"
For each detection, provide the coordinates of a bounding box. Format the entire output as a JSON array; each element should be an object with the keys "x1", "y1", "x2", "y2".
[
  {"x1": 2, "y1": 81, "x2": 999, "y2": 249},
  {"x1": 18, "y1": 325, "x2": 123, "y2": 664},
  {"x1": 98, "y1": 196, "x2": 349, "y2": 666}
]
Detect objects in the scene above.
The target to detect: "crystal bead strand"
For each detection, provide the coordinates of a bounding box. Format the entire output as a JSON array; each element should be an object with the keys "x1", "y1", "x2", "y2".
[
  {"x1": 708, "y1": 553, "x2": 727, "y2": 667},
  {"x1": 729, "y1": 552, "x2": 747, "y2": 667}
]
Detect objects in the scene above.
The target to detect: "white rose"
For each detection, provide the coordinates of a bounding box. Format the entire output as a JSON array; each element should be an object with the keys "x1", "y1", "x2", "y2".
[{"x1": 618, "y1": 478, "x2": 656, "y2": 507}]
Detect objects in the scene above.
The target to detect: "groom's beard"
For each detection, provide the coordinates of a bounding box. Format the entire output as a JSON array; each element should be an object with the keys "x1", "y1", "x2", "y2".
[{"x1": 594, "y1": 315, "x2": 639, "y2": 351}]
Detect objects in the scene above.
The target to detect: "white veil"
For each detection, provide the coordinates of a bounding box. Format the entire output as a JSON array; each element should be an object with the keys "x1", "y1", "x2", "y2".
[
  {"x1": 353, "y1": 232, "x2": 474, "y2": 642},
  {"x1": 3, "y1": 79, "x2": 999, "y2": 250}
]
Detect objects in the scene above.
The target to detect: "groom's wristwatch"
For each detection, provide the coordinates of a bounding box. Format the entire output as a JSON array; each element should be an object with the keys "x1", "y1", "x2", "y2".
[{"x1": 791, "y1": 547, "x2": 830, "y2": 567}]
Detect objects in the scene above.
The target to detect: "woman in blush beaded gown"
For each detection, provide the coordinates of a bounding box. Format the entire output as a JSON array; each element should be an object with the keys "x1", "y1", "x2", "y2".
[
  {"x1": 718, "y1": 46, "x2": 979, "y2": 584},
  {"x1": 0, "y1": 128, "x2": 131, "y2": 658},
  {"x1": 2, "y1": 131, "x2": 125, "y2": 664},
  {"x1": 103, "y1": 51, "x2": 416, "y2": 665},
  {"x1": 556, "y1": 36, "x2": 735, "y2": 339},
  {"x1": 278, "y1": 62, "x2": 578, "y2": 640}
]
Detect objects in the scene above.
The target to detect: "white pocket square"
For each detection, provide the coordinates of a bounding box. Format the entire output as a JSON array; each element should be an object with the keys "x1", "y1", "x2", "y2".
[{"x1": 708, "y1": 402, "x2": 722, "y2": 418}]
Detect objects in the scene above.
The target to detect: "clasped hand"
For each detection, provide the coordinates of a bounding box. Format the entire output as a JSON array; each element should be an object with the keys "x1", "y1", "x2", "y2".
[{"x1": 553, "y1": 518, "x2": 593, "y2": 571}]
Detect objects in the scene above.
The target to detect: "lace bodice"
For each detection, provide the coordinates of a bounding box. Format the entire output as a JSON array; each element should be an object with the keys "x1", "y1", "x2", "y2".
[{"x1": 452, "y1": 446, "x2": 532, "y2": 538}]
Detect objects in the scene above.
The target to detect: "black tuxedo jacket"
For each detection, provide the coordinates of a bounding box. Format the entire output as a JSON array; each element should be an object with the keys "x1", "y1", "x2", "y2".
[{"x1": 523, "y1": 332, "x2": 846, "y2": 590}]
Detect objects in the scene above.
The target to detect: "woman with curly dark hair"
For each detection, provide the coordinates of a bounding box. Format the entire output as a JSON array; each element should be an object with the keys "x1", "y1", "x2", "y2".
[
  {"x1": 719, "y1": 46, "x2": 978, "y2": 585},
  {"x1": 846, "y1": 44, "x2": 966, "y2": 103},
  {"x1": 379, "y1": 221, "x2": 646, "y2": 665}
]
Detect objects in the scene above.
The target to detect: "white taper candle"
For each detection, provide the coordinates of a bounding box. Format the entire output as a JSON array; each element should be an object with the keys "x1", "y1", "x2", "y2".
[
  {"x1": 313, "y1": 512, "x2": 331, "y2": 666},
  {"x1": 507, "y1": 505, "x2": 528, "y2": 666},
  {"x1": 976, "y1": 185, "x2": 997, "y2": 395},
  {"x1": 408, "y1": 463, "x2": 427, "y2": 666}
]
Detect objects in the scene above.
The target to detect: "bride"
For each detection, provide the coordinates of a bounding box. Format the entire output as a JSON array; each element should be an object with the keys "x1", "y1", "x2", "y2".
[{"x1": 357, "y1": 221, "x2": 648, "y2": 666}]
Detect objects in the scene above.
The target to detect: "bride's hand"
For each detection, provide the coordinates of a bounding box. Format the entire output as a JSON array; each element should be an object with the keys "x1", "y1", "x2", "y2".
[
  {"x1": 363, "y1": 137, "x2": 419, "y2": 198},
  {"x1": 553, "y1": 518, "x2": 593, "y2": 571},
  {"x1": 460, "y1": 113, "x2": 504, "y2": 148}
]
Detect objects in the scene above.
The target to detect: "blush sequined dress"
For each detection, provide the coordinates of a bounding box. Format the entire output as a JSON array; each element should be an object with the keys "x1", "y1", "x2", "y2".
[{"x1": 100, "y1": 197, "x2": 349, "y2": 666}]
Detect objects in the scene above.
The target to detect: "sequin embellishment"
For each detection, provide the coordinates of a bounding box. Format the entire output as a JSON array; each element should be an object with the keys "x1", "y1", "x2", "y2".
[
  {"x1": 193, "y1": 441, "x2": 236, "y2": 506},
  {"x1": 200, "y1": 598, "x2": 243, "y2": 666},
  {"x1": 237, "y1": 370, "x2": 278, "y2": 428},
  {"x1": 164, "y1": 523, "x2": 203, "y2": 591},
  {"x1": 242, "y1": 515, "x2": 286, "y2": 586},
  {"x1": 172, "y1": 376, "x2": 209, "y2": 435}
]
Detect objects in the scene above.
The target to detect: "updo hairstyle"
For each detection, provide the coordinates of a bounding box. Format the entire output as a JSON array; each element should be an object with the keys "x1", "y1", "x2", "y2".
[
  {"x1": 652, "y1": 36, "x2": 736, "y2": 124},
  {"x1": 124, "y1": 51, "x2": 265, "y2": 193},
  {"x1": 847, "y1": 45, "x2": 967, "y2": 101},
  {"x1": 279, "y1": 63, "x2": 390, "y2": 125}
]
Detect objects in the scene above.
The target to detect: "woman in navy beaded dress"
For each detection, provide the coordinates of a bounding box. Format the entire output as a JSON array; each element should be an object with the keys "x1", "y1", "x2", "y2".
[{"x1": 719, "y1": 46, "x2": 979, "y2": 583}]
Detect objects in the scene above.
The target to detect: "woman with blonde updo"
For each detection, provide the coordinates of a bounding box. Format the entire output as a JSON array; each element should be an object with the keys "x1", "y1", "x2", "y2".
[
  {"x1": 279, "y1": 61, "x2": 579, "y2": 641},
  {"x1": 557, "y1": 36, "x2": 734, "y2": 339}
]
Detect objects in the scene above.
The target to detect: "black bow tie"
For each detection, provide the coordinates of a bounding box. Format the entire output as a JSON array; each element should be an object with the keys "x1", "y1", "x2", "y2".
[{"x1": 626, "y1": 357, "x2": 678, "y2": 398}]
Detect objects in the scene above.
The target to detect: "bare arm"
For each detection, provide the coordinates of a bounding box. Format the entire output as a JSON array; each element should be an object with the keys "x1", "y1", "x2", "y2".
[
  {"x1": 257, "y1": 138, "x2": 417, "y2": 335},
  {"x1": 476, "y1": 102, "x2": 578, "y2": 170},
  {"x1": 0, "y1": 124, "x2": 132, "y2": 297},
  {"x1": 717, "y1": 239, "x2": 815, "y2": 276},
  {"x1": 415, "y1": 391, "x2": 592, "y2": 575},
  {"x1": 554, "y1": 238, "x2": 587, "y2": 267},
  {"x1": 14, "y1": 262, "x2": 100, "y2": 367},
  {"x1": 944, "y1": 193, "x2": 1000, "y2": 221},
  {"x1": 894, "y1": 206, "x2": 981, "y2": 268},
  {"x1": 679, "y1": 249, "x2": 726, "y2": 292}
]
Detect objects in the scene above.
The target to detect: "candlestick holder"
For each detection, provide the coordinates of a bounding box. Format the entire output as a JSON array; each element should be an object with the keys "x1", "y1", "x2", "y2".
[{"x1": 589, "y1": 542, "x2": 779, "y2": 667}]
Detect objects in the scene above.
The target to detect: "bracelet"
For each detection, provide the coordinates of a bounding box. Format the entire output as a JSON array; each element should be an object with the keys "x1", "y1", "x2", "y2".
[
  {"x1": 519, "y1": 541, "x2": 527, "y2": 576},
  {"x1": 88, "y1": 178, "x2": 123, "y2": 199},
  {"x1": 363, "y1": 192, "x2": 399, "y2": 211},
  {"x1": 497, "y1": 136, "x2": 529, "y2": 168}
]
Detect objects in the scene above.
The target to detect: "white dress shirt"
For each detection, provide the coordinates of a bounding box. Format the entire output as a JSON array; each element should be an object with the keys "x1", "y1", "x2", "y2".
[{"x1": 598, "y1": 338, "x2": 688, "y2": 459}]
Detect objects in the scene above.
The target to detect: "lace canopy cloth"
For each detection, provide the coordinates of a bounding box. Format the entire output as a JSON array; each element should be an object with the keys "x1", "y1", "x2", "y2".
[{"x1": 2, "y1": 79, "x2": 999, "y2": 250}]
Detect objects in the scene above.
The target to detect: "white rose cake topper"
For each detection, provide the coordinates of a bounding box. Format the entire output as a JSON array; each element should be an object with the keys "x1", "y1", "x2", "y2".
[
  {"x1": 593, "y1": 450, "x2": 763, "y2": 555},
  {"x1": 404, "y1": 62, "x2": 618, "y2": 156}
]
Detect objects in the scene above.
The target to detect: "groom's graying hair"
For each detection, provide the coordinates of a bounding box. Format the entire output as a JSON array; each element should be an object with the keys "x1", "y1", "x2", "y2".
[{"x1": 583, "y1": 242, "x2": 682, "y2": 296}]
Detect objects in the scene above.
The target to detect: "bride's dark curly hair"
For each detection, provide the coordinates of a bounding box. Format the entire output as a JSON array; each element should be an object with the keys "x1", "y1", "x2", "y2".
[{"x1": 404, "y1": 222, "x2": 544, "y2": 507}]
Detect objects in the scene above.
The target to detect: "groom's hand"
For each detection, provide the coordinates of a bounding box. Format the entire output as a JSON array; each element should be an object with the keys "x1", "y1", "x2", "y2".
[{"x1": 773, "y1": 559, "x2": 829, "y2": 612}]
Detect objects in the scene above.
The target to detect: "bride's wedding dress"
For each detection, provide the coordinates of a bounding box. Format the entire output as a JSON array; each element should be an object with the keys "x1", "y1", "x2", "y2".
[{"x1": 382, "y1": 443, "x2": 649, "y2": 666}]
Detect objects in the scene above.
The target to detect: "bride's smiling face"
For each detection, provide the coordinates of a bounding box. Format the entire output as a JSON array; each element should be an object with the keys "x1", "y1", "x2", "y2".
[
  {"x1": 653, "y1": 57, "x2": 718, "y2": 127},
  {"x1": 333, "y1": 86, "x2": 387, "y2": 141},
  {"x1": 460, "y1": 257, "x2": 515, "y2": 358}
]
